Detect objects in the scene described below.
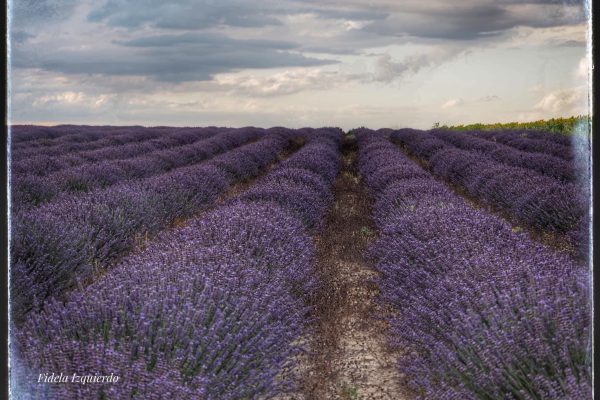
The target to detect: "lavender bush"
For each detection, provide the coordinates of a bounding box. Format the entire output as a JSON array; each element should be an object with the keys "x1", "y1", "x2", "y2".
[
  {"x1": 12, "y1": 339, "x2": 208, "y2": 399},
  {"x1": 354, "y1": 129, "x2": 591, "y2": 399},
  {"x1": 429, "y1": 129, "x2": 575, "y2": 181},
  {"x1": 238, "y1": 137, "x2": 341, "y2": 229},
  {"x1": 265, "y1": 168, "x2": 333, "y2": 204}
]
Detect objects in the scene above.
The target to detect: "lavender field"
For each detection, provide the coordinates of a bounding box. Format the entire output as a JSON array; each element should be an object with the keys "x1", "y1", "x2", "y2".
[{"x1": 9, "y1": 125, "x2": 591, "y2": 399}]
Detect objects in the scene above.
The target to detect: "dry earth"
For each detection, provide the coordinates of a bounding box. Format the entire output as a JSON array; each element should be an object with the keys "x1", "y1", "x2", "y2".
[{"x1": 274, "y1": 137, "x2": 409, "y2": 400}]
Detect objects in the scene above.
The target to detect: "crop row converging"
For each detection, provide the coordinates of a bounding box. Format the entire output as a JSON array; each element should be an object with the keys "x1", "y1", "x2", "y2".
[
  {"x1": 10, "y1": 125, "x2": 591, "y2": 399},
  {"x1": 13, "y1": 128, "x2": 343, "y2": 399},
  {"x1": 355, "y1": 128, "x2": 591, "y2": 399}
]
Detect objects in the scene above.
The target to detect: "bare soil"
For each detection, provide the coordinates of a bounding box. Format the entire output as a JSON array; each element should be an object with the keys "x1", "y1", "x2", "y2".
[{"x1": 276, "y1": 137, "x2": 409, "y2": 400}]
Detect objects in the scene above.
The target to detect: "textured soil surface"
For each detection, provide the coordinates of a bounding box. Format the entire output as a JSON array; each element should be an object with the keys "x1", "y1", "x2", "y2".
[{"x1": 274, "y1": 137, "x2": 409, "y2": 400}]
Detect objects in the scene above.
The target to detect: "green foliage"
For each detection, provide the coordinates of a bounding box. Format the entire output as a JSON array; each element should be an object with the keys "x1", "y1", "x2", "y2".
[
  {"x1": 359, "y1": 226, "x2": 374, "y2": 237},
  {"x1": 441, "y1": 115, "x2": 591, "y2": 135},
  {"x1": 341, "y1": 383, "x2": 361, "y2": 400}
]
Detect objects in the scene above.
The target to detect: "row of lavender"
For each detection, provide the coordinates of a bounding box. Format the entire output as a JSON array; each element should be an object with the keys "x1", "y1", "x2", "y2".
[
  {"x1": 12, "y1": 127, "x2": 219, "y2": 175},
  {"x1": 12, "y1": 125, "x2": 167, "y2": 155},
  {"x1": 13, "y1": 129, "x2": 342, "y2": 399},
  {"x1": 11, "y1": 124, "x2": 113, "y2": 144},
  {"x1": 355, "y1": 129, "x2": 591, "y2": 399},
  {"x1": 470, "y1": 129, "x2": 572, "y2": 146},
  {"x1": 427, "y1": 129, "x2": 574, "y2": 181},
  {"x1": 467, "y1": 128, "x2": 591, "y2": 190},
  {"x1": 470, "y1": 129, "x2": 573, "y2": 158},
  {"x1": 11, "y1": 129, "x2": 290, "y2": 320},
  {"x1": 391, "y1": 128, "x2": 588, "y2": 257},
  {"x1": 12, "y1": 128, "x2": 262, "y2": 208}
]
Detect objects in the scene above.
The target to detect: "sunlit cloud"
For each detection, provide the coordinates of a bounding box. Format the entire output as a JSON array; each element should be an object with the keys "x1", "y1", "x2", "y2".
[{"x1": 441, "y1": 98, "x2": 465, "y2": 109}]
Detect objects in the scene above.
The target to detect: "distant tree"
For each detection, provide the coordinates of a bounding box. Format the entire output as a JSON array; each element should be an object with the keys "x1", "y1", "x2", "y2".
[{"x1": 444, "y1": 115, "x2": 590, "y2": 135}]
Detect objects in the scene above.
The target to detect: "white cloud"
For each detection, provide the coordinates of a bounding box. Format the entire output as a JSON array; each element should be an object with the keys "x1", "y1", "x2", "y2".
[
  {"x1": 518, "y1": 85, "x2": 588, "y2": 121},
  {"x1": 32, "y1": 91, "x2": 108, "y2": 108},
  {"x1": 528, "y1": 83, "x2": 544, "y2": 93},
  {"x1": 212, "y1": 68, "x2": 358, "y2": 96},
  {"x1": 343, "y1": 20, "x2": 369, "y2": 31},
  {"x1": 441, "y1": 98, "x2": 464, "y2": 109},
  {"x1": 533, "y1": 87, "x2": 586, "y2": 114},
  {"x1": 504, "y1": 25, "x2": 587, "y2": 48},
  {"x1": 576, "y1": 56, "x2": 588, "y2": 78}
]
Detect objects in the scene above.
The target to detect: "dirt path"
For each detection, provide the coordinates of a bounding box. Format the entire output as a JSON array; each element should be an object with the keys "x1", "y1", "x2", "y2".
[{"x1": 289, "y1": 137, "x2": 408, "y2": 400}]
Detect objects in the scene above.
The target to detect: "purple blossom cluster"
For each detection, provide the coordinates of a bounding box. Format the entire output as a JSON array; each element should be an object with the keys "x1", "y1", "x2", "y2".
[
  {"x1": 11, "y1": 132, "x2": 289, "y2": 320},
  {"x1": 12, "y1": 128, "x2": 263, "y2": 208},
  {"x1": 14, "y1": 128, "x2": 342, "y2": 399},
  {"x1": 239, "y1": 135, "x2": 340, "y2": 229},
  {"x1": 355, "y1": 129, "x2": 591, "y2": 399},
  {"x1": 391, "y1": 128, "x2": 588, "y2": 255}
]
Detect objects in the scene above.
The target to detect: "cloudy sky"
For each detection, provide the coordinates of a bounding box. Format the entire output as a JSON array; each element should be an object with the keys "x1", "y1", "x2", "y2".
[{"x1": 8, "y1": 0, "x2": 591, "y2": 129}]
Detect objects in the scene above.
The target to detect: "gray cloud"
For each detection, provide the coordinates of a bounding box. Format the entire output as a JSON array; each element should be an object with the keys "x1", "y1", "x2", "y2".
[
  {"x1": 86, "y1": 0, "x2": 389, "y2": 31},
  {"x1": 296, "y1": 5, "x2": 387, "y2": 22},
  {"x1": 501, "y1": 0, "x2": 585, "y2": 4},
  {"x1": 373, "y1": 54, "x2": 430, "y2": 82},
  {"x1": 87, "y1": 0, "x2": 285, "y2": 29},
  {"x1": 13, "y1": 32, "x2": 335, "y2": 83},
  {"x1": 301, "y1": 46, "x2": 360, "y2": 55},
  {"x1": 116, "y1": 32, "x2": 297, "y2": 50},
  {"x1": 11, "y1": 0, "x2": 78, "y2": 24},
  {"x1": 84, "y1": 0, "x2": 586, "y2": 42},
  {"x1": 371, "y1": 46, "x2": 461, "y2": 82},
  {"x1": 559, "y1": 39, "x2": 587, "y2": 47},
  {"x1": 362, "y1": 2, "x2": 585, "y2": 40},
  {"x1": 11, "y1": 31, "x2": 35, "y2": 44},
  {"x1": 479, "y1": 95, "x2": 501, "y2": 102}
]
